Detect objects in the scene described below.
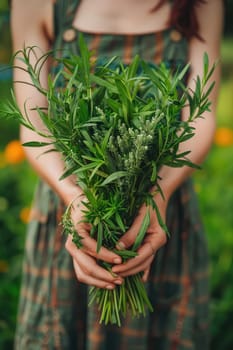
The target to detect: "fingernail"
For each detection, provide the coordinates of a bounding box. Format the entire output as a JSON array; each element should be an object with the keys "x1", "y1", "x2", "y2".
[
  {"x1": 113, "y1": 257, "x2": 121, "y2": 264},
  {"x1": 114, "y1": 279, "x2": 123, "y2": 285},
  {"x1": 106, "y1": 285, "x2": 115, "y2": 290},
  {"x1": 116, "y1": 241, "x2": 125, "y2": 250}
]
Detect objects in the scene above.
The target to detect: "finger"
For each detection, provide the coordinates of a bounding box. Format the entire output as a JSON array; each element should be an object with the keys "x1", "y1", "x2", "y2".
[
  {"x1": 73, "y1": 261, "x2": 117, "y2": 289},
  {"x1": 142, "y1": 267, "x2": 150, "y2": 282},
  {"x1": 115, "y1": 255, "x2": 154, "y2": 277},
  {"x1": 115, "y1": 207, "x2": 150, "y2": 250},
  {"x1": 72, "y1": 250, "x2": 123, "y2": 288},
  {"x1": 112, "y1": 240, "x2": 157, "y2": 274},
  {"x1": 67, "y1": 229, "x2": 122, "y2": 265},
  {"x1": 81, "y1": 235, "x2": 122, "y2": 264},
  {"x1": 112, "y1": 231, "x2": 167, "y2": 277},
  {"x1": 143, "y1": 232, "x2": 167, "y2": 254},
  {"x1": 115, "y1": 222, "x2": 140, "y2": 251}
]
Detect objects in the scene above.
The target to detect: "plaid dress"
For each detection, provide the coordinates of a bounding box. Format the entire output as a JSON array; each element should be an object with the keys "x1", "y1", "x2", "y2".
[{"x1": 14, "y1": 1, "x2": 210, "y2": 349}]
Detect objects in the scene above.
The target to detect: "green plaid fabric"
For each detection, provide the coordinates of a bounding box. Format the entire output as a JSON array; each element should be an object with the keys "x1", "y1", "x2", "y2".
[{"x1": 14, "y1": 1, "x2": 210, "y2": 349}]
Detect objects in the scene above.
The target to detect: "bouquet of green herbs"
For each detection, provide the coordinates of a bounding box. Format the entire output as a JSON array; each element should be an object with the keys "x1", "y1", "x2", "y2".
[{"x1": 1, "y1": 36, "x2": 215, "y2": 326}]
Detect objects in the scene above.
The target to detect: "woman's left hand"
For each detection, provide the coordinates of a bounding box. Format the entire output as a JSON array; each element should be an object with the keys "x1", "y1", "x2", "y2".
[{"x1": 111, "y1": 195, "x2": 168, "y2": 282}]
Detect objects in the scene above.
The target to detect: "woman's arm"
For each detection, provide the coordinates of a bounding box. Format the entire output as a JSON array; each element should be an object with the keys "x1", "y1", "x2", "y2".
[
  {"x1": 11, "y1": 0, "x2": 123, "y2": 288},
  {"x1": 157, "y1": 0, "x2": 223, "y2": 199},
  {"x1": 11, "y1": 0, "x2": 80, "y2": 204},
  {"x1": 112, "y1": 0, "x2": 224, "y2": 280}
]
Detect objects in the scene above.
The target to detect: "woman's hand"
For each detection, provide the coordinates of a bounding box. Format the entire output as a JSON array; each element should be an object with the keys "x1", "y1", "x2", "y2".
[
  {"x1": 112, "y1": 195, "x2": 168, "y2": 282},
  {"x1": 65, "y1": 195, "x2": 124, "y2": 289}
]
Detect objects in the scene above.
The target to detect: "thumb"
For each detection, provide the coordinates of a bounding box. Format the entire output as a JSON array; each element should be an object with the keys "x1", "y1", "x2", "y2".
[{"x1": 116, "y1": 214, "x2": 144, "y2": 250}]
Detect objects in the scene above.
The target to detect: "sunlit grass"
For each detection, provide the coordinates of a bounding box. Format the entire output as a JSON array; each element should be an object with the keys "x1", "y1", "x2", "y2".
[
  {"x1": 217, "y1": 79, "x2": 233, "y2": 127},
  {"x1": 217, "y1": 38, "x2": 233, "y2": 127},
  {"x1": 221, "y1": 38, "x2": 233, "y2": 63},
  {"x1": 193, "y1": 37, "x2": 233, "y2": 349}
]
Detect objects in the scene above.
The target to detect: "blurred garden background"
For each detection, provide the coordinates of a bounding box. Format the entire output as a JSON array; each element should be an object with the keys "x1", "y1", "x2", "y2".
[{"x1": 0, "y1": 0, "x2": 233, "y2": 349}]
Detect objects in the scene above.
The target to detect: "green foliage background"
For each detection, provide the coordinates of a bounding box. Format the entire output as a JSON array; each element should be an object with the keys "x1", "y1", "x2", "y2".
[{"x1": 0, "y1": 1, "x2": 233, "y2": 349}]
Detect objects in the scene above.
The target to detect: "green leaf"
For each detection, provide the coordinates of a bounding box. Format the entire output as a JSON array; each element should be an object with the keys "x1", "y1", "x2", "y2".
[
  {"x1": 127, "y1": 55, "x2": 140, "y2": 79},
  {"x1": 203, "y1": 51, "x2": 211, "y2": 81},
  {"x1": 78, "y1": 99, "x2": 90, "y2": 124},
  {"x1": 150, "y1": 161, "x2": 157, "y2": 183},
  {"x1": 78, "y1": 33, "x2": 91, "y2": 86},
  {"x1": 90, "y1": 74, "x2": 117, "y2": 92},
  {"x1": 74, "y1": 162, "x2": 99, "y2": 174},
  {"x1": 171, "y1": 63, "x2": 190, "y2": 90},
  {"x1": 89, "y1": 162, "x2": 106, "y2": 181},
  {"x1": 115, "y1": 213, "x2": 126, "y2": 232},
  {"x1": 101, "y1": 127, "x2": 113, "y2": 151},
  {"x1": 113, "y1": 249, "x2": 137, "y2": 258},
  {"x1": 59, "y1": 165, "x2": 78, "y2": 180},
  {"x1": 100, "y1": 171, "x2": 128, "y2": 186},
  {"x1": 131, "y1": 210, "x2": 150, "y2": 251},
  {"x1": 97, "y1": 222, "x2": 103, "y2": 252},
  {"x1": 150, "y1": 198, "x2": 170, "y2": 236},
  {"x1": 22, "y1": 141, "x2": 52, "y2": 147}
]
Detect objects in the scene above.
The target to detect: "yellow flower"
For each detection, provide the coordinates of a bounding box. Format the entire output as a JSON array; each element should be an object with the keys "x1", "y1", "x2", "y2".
[
  {"x1": 214, "y1": 127, "x2": 233, "y2": 147},
  {"x1": 19, "y1": 207, "x2": 31, "y2": 224},
  {"x1": 4, "y1": 140, "x2": 25, "y2": 164}
]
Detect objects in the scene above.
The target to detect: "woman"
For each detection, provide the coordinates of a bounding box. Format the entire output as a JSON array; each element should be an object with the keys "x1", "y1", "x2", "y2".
[{"x1": 11, "y1": 0, "x2": 223, "y2": 349}]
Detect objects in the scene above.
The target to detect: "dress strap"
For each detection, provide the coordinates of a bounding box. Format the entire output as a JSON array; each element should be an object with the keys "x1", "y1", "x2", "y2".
[{"x1": 53, "y1": 0, "x2": 80, "y2": 38}]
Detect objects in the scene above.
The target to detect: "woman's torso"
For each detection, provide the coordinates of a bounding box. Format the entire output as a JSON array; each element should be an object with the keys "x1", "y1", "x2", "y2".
[
  {"x1": 71, "y1": 0, "x2": 171, "y2": 35},
  {"x1": 51, "y1": 0, "x2": 188, "y2": 67},
  {"x1": 45, "y1": 0, "x2": 172, "y2": 38}
]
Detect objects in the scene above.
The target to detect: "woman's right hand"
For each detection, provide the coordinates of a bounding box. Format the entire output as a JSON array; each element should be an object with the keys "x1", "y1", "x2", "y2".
[{"x1": 65, "y1": 195, "x2": 124, "y2": 289}]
